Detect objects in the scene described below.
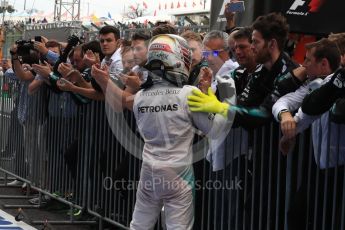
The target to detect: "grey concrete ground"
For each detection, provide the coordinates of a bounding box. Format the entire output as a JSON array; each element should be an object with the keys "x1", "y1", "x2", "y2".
[{"x1": 0, "y1": 186, "x2": 97, "y2": 230}]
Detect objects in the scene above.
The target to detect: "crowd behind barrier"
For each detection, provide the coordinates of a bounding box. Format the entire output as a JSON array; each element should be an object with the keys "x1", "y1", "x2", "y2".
[
  {"x1": 0, "y1": 14, "x2": 344, "y2": 229},
  {"x1": 1, "y1": 70, "x2": 344, "y2": 229}
]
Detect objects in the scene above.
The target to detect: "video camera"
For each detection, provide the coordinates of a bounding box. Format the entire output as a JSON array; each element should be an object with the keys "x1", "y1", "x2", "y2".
[{"x1": 15, "y1": 39, "x2": 35, "y2": 56}]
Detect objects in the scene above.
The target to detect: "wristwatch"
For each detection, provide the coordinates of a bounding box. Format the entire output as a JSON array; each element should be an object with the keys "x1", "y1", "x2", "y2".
[{"x1": 278, "y1": 109, "x2": 289, "y2": 121}]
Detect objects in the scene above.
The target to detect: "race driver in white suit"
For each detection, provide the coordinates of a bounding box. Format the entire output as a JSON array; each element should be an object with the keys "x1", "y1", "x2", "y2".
[{"x1": 130, "y1": 34, "x2": 233, "y2": 230}]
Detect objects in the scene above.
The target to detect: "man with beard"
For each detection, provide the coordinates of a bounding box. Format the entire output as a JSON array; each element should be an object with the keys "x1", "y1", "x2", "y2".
[
  {"x1": 188, "y1": 13, "x2": 305, "y2": 229},
  {"x1": 230, "y1": 12, "x2": 303, "y2": 128},
  {"x1": 190, "y1": 13, "x2": 303, "y2": 133},
  {"x1": 116, "y1": 33, "x2": 151, "y2": 95},
  {"x1": 131, "y1": 33, "x2": 150, "y2": 68}
]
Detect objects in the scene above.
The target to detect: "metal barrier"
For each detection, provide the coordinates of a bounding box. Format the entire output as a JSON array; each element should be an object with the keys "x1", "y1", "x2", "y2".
[
  {"x1": 0, "y1": 76, "x2": 18, "y2": 179},
  {"x1": 0, "y1": 74, "x2": 344, "y2": 230}
]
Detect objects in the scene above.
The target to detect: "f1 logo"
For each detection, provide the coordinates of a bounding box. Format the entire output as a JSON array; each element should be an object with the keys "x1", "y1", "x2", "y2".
[{"x1": 289, "y1": 0, "x2": 305, "y2": 10}]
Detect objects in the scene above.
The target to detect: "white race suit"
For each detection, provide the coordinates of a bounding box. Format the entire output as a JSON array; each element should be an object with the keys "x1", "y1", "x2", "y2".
[{"x1": 130, "y1": 80, "x2": 230, "y2": 230}]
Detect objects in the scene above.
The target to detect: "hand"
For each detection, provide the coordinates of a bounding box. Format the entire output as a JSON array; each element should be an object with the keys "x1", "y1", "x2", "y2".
[
  {"x1": 60, "y1": 42, "x2": 68, "y2": 49},
  {"x1": 279, "y1": 136, "x2": 296, "y2": 156},
  {"x1": 280, "y1": 111, "x2": 296, "y2": 139},
  {"x1": 188, "y1": 87, "x2": 229, "y2": 117},
  {"x1": 127, "y1": 68, "x2": 143, "y2": 80},
  {"x1": 57, "y1": 63, "x2": 73, "y2": 78},
  {"x1": 22, "y1": 64, "x2": 32, "y2": 71},
  {"x1": 224, "y1": 1, "x2": 239, "y2": 30},
  {"x1": 10, "y1": 45, "x2": 18, "y2": 56},
  {"x1": 91, "y1": 63, "x2": 110, "y2": 86},
  {"x1": 224, "y1": 2, "x2": 236, "y2": 20},
  {"x1": 206, "y1": 54, "x2": 225, "y2": 75},
  {"x1": 67, "y1": 70, "x2": 83, "y2": 85},
  {"x1": 198, "y1": 67, "x2": 212, "y2": 93},
  {"x1": 32, "y1": 61, "x2": 52, "y2": 78},
  {"x1": 83, "y1": 50, "x2": 100, "y2": 67},
  {"x1": 33, "y1": 41, "x2": 48, "y2": 55},
  {"x1": 57, "y1": 78, "x2": 76, "y2": 92},
  {"x1": 292, "y1": 66, "x2": 307, "y2": 82},
  {"x1": 120, "y1": 73, "x2": 141, "y2": 91},
  {"x1": 40, "y1": 36, "x2": 49, "y2": 44}
]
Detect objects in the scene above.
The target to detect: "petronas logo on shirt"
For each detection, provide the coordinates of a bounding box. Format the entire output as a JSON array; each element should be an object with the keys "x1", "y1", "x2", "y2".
[{"x1": 138, "y1": 104, "x2": 179, "y2": 113}]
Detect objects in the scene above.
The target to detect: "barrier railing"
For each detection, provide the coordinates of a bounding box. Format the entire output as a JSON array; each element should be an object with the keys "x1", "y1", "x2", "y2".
[{"x1": 0, "y1": 74, "x2": 344, "y2": 230}]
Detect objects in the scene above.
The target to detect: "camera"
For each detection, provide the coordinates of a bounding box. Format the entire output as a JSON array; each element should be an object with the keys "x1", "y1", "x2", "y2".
[
  {"x1": 15, "y1": 39, "x2": 35, "y2": 56},
  {"x1": 14, "y1": 40, "x2": 40, "y2": 65},
  {"x1": 34, "y1": 36, "x2": 42, "y2": 42}
]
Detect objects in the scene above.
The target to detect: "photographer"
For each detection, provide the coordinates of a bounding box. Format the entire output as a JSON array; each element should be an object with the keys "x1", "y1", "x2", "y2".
[
  {"x1": 33, "y1": 36, "x2": 60, "y2": 64},
  {"x1": 10, "y1": 42, "x2": 38, "y2": 81},
  {"x1": 9, "y1": 41, "x2": 47, "y2": 188},
  {"x1": 28, "y1": 40, "x2": 62, "y2": 95},
  {"x1": 28, "y1": 37, "x2": 80, "y2": 206},
  {"x1": 0, "y1": 59, "x2": 24, "y2": 185}
]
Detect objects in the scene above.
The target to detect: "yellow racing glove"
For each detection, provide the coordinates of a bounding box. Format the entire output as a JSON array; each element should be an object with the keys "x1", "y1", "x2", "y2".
[{"x1": 187, "y1": 87, "x2": 230, "y2": 117}]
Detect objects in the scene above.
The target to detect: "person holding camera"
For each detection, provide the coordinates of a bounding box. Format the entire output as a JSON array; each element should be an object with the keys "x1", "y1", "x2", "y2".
[
  {"x1": 8, "y1": 42, "x2": 47, "y2": 188},
  {"x1": 28, "y1": 40, "x2": 62, "y2": 95},
  {"x1": 33, "y1": 36, "x2": 60, "y2": 65},
  {"x1": 28, "y1": 37, "x2": 85, "y2": 206},
  {"x1": 0, "y1": 59, "x2": 24, "y2": 182}
]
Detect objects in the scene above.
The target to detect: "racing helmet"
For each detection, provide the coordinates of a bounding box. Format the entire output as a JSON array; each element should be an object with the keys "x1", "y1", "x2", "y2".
[{"x1": 145, "y1": 34, "x2": 192, "y2": 85}]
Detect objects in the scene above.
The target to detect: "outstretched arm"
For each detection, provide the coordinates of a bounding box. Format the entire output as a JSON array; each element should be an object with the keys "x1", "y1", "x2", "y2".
[{"x1": 92, "y1": 64, "x2": 134, "y2": 111}]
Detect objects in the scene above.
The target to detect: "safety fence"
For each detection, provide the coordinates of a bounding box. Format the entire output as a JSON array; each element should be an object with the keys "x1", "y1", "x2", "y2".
[{"x1": 0, "y1": 74, "x2": 344, "y2": 230}]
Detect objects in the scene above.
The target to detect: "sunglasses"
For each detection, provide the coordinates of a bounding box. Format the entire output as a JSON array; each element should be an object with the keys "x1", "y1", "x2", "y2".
[{"x1": 202, "y1": 50, "x2": 224, "y2": 58}]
